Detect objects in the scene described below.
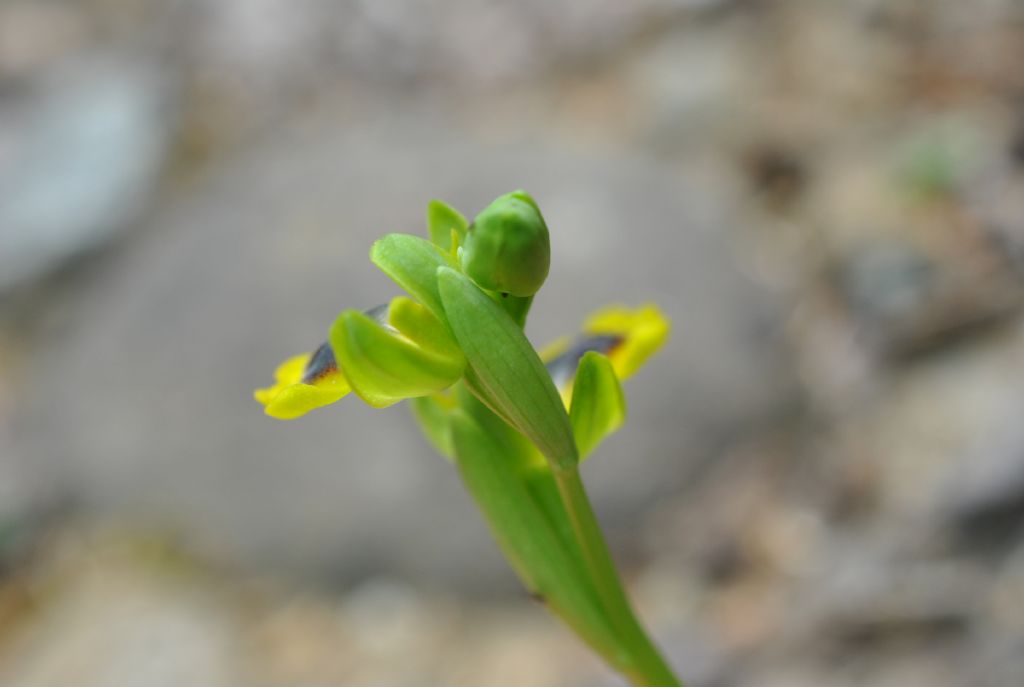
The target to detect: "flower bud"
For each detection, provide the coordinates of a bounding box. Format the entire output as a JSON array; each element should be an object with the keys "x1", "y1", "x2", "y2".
[{"x1": 460, "y1": 190, "x2": 550, "y2": 297}]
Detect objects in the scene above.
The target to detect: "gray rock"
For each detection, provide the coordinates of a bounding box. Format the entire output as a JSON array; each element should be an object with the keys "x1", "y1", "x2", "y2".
[
  {"x1": 9, "y1": 109, "x2": 791, "y2": 589},
  {"x1": 942, "y1": 418, "x2": 1024, "y2": 547},
  {"x1": 0, "y1": 56, "x2": 176, "y2": 292}
]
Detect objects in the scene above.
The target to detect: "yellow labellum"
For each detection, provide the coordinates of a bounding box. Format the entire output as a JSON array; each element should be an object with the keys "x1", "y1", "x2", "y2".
[{"x1": 254, "y1": 349, "x2": 351, "y2": 420}]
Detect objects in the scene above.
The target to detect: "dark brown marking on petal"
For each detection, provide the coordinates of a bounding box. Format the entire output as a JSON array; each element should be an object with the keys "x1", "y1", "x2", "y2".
[
  {"x1": 546, "y1": 334, "x2": 624, "y2": 389},
  {"x1": 300, "y1": 303, "x2": 392, "y2": 385},
  {"x1": 301, "y1": 342, "x2": 338, "y2": 384}
]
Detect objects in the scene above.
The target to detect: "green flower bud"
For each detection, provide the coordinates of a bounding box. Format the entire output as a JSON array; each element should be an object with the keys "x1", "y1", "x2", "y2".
[{"x1": 460, "y1": 190, "x2": 550, "y2": 297}]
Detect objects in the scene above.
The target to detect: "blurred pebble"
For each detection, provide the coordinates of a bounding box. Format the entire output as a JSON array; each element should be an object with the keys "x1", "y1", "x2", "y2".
[{"x1": 942, "y1": 417, "x2": 1024, "y2": 548}]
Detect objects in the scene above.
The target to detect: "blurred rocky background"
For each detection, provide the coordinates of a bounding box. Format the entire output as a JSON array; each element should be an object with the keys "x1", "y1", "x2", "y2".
[{"x1": 1, "y1": 0, "x2": 1023, "y2": 685}]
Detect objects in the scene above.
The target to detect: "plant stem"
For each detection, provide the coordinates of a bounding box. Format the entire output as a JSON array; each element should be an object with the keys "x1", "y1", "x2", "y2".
[{"x1": 553, "y1": 465, "x2": 683, "y2": 687}]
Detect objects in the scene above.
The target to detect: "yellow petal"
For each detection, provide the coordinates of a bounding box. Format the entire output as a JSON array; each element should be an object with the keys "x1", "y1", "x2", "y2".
[
  {"x1": 537, "y1": 336, "x2": 572, "y2": 364},
  {"x1": 254, "y1": 351, "x2": 351, "y2": 419},
  {"x1": 583, "y1": 304, "x2": 670, "y2": 380},
  {"x1": 261, "y1": 381, "x2": 350, "y2": 419}
]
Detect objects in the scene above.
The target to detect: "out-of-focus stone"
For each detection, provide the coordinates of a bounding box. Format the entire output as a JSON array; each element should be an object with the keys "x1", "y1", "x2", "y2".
[
  {"x1": 7, "y1": 109, "x2": 790, "y2": 589},
  {"x1": 0, "y1": 56, "x2": 176, "y2": 292}
]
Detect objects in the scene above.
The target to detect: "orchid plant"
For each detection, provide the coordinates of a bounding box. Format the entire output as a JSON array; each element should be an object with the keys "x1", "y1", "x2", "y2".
[{"x1": 255, "y1": 191, "x2": 681, "y2": 686}]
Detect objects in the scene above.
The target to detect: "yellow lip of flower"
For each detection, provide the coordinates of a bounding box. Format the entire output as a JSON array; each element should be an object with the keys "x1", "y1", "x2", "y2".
[
  {"x1": 253, "y1": 342, "x2": 352, "y2": 420},
  {"x1": 581, "y1": 304, "x2": 669, "y2": 380},
  {"x1": 542, "y1": 304, "x2": 670, "y2": 406}
]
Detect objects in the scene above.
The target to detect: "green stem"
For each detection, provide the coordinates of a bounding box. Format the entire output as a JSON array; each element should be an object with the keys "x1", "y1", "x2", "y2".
[
  {"x1": 495, "y1": 293, "x2": 534, "y2": 328},
  {"x1": 553, "y1": 465, "x2": 683, "y2": 687},
  {"x1": 476, "y1": 279, "x2": 679, "y2": 684}
]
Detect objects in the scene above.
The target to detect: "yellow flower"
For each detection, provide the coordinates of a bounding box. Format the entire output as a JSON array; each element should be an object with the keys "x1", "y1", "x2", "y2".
[
  {"x1": 253, "y1": 343, "x2": 351, "y2": 419},
  {"x1": 255, "y1": 300, "x2": 464, "y2": 419},
  {"x1": 256, "y1": 303, "x2": 668, "y2": 422}
]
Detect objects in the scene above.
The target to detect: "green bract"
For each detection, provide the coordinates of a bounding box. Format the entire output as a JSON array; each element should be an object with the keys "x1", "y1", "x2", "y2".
[
  {"x1": 437, "y1": 266, "x2": 578, "y2": 470},
  {"x1": 426, "y1": 198, "x2": 468, "y2": 252},
  {"x1": 254, "y1": 192, "x2": 679, "y2": 687}
]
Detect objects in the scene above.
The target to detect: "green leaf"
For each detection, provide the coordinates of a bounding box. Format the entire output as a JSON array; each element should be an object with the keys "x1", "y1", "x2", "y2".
[
  {"x1": 329, "y1": 309, "x2": 464, "y2": 408},
  {"x1": 426, "y1": 199, "x2": 468, "y2": 251},
  {"x1": 437, "y1": 266, "x2": 578, "y2": 470},
  {"x1": 570, "y1": 352, "x2": 627, "y2": 460},
  {"x1": 409, "y1": 395, "x2": 455, "y2": 460},
  {"x1": 370, "y1": 234, "x2": 455, "y2": 319},
  {"x1": 450, "y1": 410, "x2": 624, "y2": 666}
]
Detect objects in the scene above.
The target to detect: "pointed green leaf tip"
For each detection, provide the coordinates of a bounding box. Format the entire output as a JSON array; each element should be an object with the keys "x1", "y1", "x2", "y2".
[
  {"x1": 436, "y1": 266, "x2": 578, "y2": 470},
  {"x1": 570, "y1": 352, "x2": 627, "y2": 460},
  {"x1": 329, "y1": 303, "x2": 465, "y2": 408},
  {"x1": 460, "y1": 190, "x2": 550, "y2": 297},
  {"x1": 370, "y1": 234, "x2": 455, "y2": 319},
  {"x1": 427, "y1": 199, "x2": 468, "y2": 251}
]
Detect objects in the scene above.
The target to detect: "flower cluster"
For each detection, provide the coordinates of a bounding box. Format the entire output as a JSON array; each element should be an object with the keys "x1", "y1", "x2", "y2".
[
  {"x1": 255, "y1": 302, "x2": 667, "y2": 422},
  {"x1": 255, "y1": 190, "x2": 668, "y2": 462}
]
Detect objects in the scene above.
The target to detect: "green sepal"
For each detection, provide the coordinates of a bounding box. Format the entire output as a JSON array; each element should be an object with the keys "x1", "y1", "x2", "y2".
[
  {"x1": 449, "y1": 409, "x2": 624, "y2": 666},
  {"x1": 329, "y1": 308, "x2": 465, "y2": 408},
  {"x1": 388, "y1": 296, "x2": 461, "y2": 355},
  {"x1": 437, "y1": 266, "x2": 578, "y2": 470},
  {"x1": 370, "y1": 234, "x2": 455, "y2": 320},
  {"x1": 410, "y1": 394, "x2": 456, "y2": 461},
  {"x1": 426, "y1": 199, "x2": 468, "y2": 251},
  {"x1": 570, "y1": 352, "x2": 627, "y2": 460}
]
